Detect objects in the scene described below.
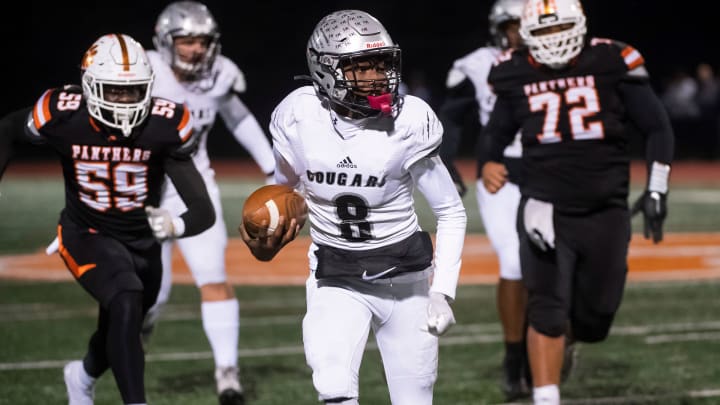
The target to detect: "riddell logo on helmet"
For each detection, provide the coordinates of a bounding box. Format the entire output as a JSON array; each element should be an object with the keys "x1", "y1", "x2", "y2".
[{"x1": 366, "y1": 41, "x2": 385, "y2": 49}]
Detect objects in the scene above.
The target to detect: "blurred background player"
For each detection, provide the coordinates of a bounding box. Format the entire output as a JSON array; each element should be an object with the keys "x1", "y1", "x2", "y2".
[
  {"x1": 241, "y1": 10, "x2": 467, "y2": 405},
  {"x1": 438, "y1": 0, "x2": 530, "y2": 400},
  {"x1": 141, "y1": 2, "x2": 275, "y2": 403},
  {"x1": 0, "y1": 33, "x2": 215, "y2": 405},
  {"x1": 480, "y1": 0, "x2": 674, "y2": 403}
]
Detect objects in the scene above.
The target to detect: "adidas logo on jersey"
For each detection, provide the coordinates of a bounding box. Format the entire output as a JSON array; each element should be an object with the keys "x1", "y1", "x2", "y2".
[{"x1": 337, "y1": 156, "x2": 357, "y2": 169}]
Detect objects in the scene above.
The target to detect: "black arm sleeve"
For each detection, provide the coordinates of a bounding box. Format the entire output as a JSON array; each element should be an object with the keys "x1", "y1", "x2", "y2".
[
  {"x1": 0, "y1": 106, "x2": 34, "y2": 179},
  {"x1": 618, "y1": 80, "x2": 675, "y2": 166},
  {"x1": 479, "y1": 95, "x2": 520, "y2": 165},
  {"x1": 437, "y1": 77, "x2": 478, "y2": 166},
  {"x1": 163, "y1": 157, "x2": 216, "y2": 237}
]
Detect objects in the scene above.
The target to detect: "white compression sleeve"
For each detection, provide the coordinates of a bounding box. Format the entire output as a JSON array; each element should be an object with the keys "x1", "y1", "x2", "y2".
[{"x1": 410, "y1": 155, "x2": 467, "y2": 300}]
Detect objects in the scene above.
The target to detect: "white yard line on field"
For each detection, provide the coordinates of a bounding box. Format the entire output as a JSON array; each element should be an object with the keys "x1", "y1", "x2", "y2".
[
  {"x1": 671, "y1": 190, "x2": 720, "y2": 204},
  {"x1": 645, "y1": 331, "x2": 720, "y2": 344},
  {"x1": 1, "y1": 319, "x2": 719, "y2": 371}
]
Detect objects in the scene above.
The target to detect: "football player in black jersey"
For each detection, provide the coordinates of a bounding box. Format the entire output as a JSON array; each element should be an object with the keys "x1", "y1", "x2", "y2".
[
  {"x1": 479, "y1": 0, "x2": 674, "y2": 403},
  {"x1": 0, "y1": 34, "x2": 215, "y2": 405}
]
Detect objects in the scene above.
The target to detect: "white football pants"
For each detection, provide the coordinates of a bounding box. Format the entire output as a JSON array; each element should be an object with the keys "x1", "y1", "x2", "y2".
[
  {"x1": 475, "y1": 179, "x2": 522, "y2": 280},
  {"x1": 303, "y1": 271, "x2": 438, "y2": 405}
]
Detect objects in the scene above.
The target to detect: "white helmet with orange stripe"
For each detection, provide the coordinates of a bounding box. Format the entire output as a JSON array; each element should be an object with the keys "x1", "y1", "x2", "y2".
[
  {"x1": 520, "y1": 0, "x2": 587, "y2": 69},
  {"x1": 81, "y1": 33, "x2": 155, "y2": 137}
]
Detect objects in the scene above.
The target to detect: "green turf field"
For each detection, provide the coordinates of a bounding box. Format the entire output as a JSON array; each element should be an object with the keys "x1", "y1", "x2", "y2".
[
  {"x1": 1, "y1": 174, "x2": 720, "y2": 404},
  {"x1": 1, "y1": 177, "x2": 719, "y2": 254},
  {"x1": 0, "y1": 280, "x2": 719, "y2": 404}
]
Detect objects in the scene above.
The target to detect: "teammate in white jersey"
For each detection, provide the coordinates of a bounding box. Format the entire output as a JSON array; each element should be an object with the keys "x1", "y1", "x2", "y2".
[
  {"x1": 142, "y1": 2, "x2": 275, "y2": 404},
  {"x1": 437, "y1": 0, "x2": 531, "y2": 400},
  {"x1": 240, "y1": 10, "x2": 467, "y2": 405}
]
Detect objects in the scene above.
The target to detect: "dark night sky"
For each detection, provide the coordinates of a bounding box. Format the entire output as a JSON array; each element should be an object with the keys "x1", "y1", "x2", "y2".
[{"x1": 4, "y1": 1, "x2": 716, "y2": 158}]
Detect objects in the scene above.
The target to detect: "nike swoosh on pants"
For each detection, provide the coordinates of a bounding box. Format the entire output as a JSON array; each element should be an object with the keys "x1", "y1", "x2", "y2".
[{"x1": 361, "y1": 266, "x2": 397, "y2": 281}]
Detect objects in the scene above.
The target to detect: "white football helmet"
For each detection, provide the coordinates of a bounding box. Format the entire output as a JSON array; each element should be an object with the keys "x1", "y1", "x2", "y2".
[
  {"x1": 153, "y1": 1, "x2": 221, "y2": 77},
  {"x1": 489, "y1": 0, "x2": 526, "y2": 48},
  {"x1": 520, "y1": 0, "x2": 587, "y2": 69},
  {"x1": 81, "y1": 34, "x2": 154, "y2": 137},
  {"x1": 307, "y1": 10, "x2": 402, "y2": 117}
]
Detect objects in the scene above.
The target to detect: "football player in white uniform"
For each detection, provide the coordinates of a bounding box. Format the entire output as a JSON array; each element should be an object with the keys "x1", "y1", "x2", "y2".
[
  {"x1": 142, "y1": 2, "x2": 275, "y2": 404},
  {"x1": 438, "y1": 0, "x2": 530, "y2": 400},
  {"x1": 240, "y1": 10, "x2": 467, "y2": 405}
]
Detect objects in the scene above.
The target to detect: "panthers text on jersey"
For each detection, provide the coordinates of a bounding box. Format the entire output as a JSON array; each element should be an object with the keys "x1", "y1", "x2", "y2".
[
  {"x1": 27, "y1": 85, "x2": 195, "y2": 242},
  {"x1": 270, "y1": 86, "x2": 442, "y2": 251},
  {"x1": 485, "y1": 38, "x2": 648, "y2": 213}
]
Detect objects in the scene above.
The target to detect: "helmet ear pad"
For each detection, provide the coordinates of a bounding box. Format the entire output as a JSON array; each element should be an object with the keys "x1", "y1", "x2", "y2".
[{"x1": 307, "y1": 49, "x2": 347, "y2": 101}]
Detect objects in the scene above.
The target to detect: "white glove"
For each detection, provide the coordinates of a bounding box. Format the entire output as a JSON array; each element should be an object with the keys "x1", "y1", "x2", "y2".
[
  {"x1": 523, "y1": 198, "x2": 555, "y2": 251},
  {"x1": 427, "y1": 292, "x2": 456, "y2": 336},
  {"x1": 145, "y1": 206, "x2": 183, "y2": 241}
]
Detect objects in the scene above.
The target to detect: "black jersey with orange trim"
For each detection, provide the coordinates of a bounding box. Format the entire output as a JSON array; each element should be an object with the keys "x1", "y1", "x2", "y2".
[
  {"x1": 484, "y1": 38, "x2": 650, "y2": 213},
  {"x1": 26, "y1": 85, "x2": 196, "y2": 243}
]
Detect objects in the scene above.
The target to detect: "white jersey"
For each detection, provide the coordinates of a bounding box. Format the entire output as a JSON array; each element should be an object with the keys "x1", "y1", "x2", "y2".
[
  {"x1": 147, "y1": 50, "x2": 255, "y2": 184},
  {"x1": 271, "y1": 86, "x2": 443, "y2": 251},
  {"x1": 447, "y1": 46, "x2": 522, "y2": 158}
]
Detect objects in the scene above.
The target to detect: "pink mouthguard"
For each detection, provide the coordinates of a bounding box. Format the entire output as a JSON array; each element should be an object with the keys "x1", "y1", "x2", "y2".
[{"x1": 367, "y1": 93, "x2": 393, "y2": 114}]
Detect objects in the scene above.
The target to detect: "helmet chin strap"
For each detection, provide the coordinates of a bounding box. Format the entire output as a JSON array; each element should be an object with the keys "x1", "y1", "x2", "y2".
[
  {"x1": 367, "y1": 93, "x2": 393, "y2": 115},
  {"x1": 117, "y1": 113, "x2": 133, "y2": 137},
  {"x1": 120, "y1": 121, "x2": 132, "y2": 137}
]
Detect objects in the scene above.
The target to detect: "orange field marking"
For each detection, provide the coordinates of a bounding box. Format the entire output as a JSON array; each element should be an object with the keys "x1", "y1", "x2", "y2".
[{"x1": 1, "y1": 233, "x2": 719, "y2": 285}]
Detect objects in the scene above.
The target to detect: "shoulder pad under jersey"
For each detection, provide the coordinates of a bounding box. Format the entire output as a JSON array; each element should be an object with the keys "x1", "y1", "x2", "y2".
[
  {"x1": 486, "y1": 48, "x2": 531, "y2": 94},
  {"x1": 214, "y1": 55, "x2": 247, "y2": 94},
  {"x1": 156, "y1": 99, "x2": 198, "y2": 159},
  {"x1": 396, "y1": 96, "x2": 443, "y2": 171},
  {"x1": 269, "y1": 86, "x2": 320, "y2": 168},
  {"x1": 30, "y1": 85, "x2": 84, "y2": 132},
  {"x1": 589, "y1": 37, "x2": 648, "y2": 79},
  {"x1": 148, "y1": 97, "x2": 196, "y2": 146}
]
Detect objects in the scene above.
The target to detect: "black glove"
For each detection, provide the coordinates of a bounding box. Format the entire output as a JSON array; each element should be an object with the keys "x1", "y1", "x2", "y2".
[
  {"x1": 446, "y1": 163, "x2": 467, "y2": 198},
  {"x1": 631, "y1": 191, "x2": 667, "y2": 243}
]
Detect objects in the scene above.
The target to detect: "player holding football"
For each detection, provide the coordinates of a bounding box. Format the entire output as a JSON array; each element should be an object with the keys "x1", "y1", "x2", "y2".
[
  {"x1": 0, "y1": 34, "x2": 215, "y2": 405},
  {"x1": 140, "y1": 2, "x2": 276, "y2": 403},
  {"x1": 437, "y1": 0, "x2": 531, "y2": 399},
  {"x1": 240, "y1": 10, "x2": 467, "y2": 405},
  {"x1": 480, "y1": 0, "x2": 674, "y2": 403}
]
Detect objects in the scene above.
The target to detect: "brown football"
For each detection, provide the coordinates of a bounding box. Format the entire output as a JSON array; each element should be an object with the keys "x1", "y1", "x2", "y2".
[{"x1": 241, "y1": 184, "x2": 308, "y2": 238}]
